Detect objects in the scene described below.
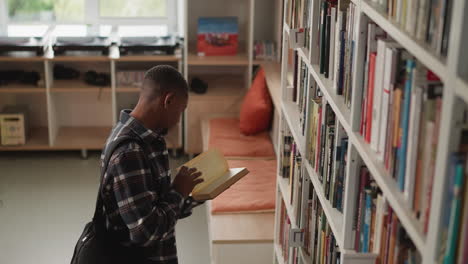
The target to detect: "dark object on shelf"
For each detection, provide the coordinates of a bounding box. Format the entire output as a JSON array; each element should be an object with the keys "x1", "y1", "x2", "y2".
[
  {"x1": 190, "y1": 77, "x2": 208, "y2": 94},
  {"x1": 84, "y1": 71, "x2": 111, "y2": 87},
  {"x1": 54, "y1": 64, "x2": 80, "y2": 80},
  {"x1": 118, "y1": 35, "x2": 179, "y2": 55},
  {"x1": 0, "y1": 70, "x2": 41, "y2": 86},
  {"x1": 53, "y1": 36, "x2": 111, "y2": 55},
  {"x1": 0, "y1": 36, "x2": 45, "y2": 56}
]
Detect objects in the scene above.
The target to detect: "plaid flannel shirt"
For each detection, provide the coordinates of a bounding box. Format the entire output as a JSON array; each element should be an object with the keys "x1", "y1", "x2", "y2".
[{"x1": 100, "y1": 110, "x2": 202, "y2": 263}]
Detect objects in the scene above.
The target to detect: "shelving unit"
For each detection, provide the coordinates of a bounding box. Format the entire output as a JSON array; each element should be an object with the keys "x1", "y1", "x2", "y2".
[
  {"x1": 273, "y1": 0, "x2": 467, "y2": 263},
  {"x1": 0, "y1": 52, "x2": 183, "y2": 155}
]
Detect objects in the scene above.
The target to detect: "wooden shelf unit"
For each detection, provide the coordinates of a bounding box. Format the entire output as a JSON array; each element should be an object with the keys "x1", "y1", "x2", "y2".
[
  {"x1": 187, "y1": 53, "x2": 250, "y2": 66},
  {"x1": 0, "y1": 127, "x2": 49, "y2": 151},
  {"x1": 0, "y1": 85, "x2": 46, "y2": 93},
  {"x1": 52, "y1": 126, "x2": 111, "y2": 150},
  {"x1": 273, "y1": 0, "x2": 468, "y2": 263},
  {"x1": 51, "y1": 80, "x2": 111, "y2": 92}
]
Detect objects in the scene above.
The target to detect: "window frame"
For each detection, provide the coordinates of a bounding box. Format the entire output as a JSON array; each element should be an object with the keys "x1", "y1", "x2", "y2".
[{"x1": 0, "y1": 0, "x2": 178, "y2": 36}]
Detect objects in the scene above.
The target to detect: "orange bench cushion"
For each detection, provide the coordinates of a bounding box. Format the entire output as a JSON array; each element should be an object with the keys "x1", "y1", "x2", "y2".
[
  {"x1": 208, "y1": 118, "x2": 275, "y2": 158},
  {"x1": 211, "y1": 159, "x2": 277, "y2": 214}
]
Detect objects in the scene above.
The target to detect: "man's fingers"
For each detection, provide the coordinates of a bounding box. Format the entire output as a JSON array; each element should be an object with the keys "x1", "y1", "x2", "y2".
[
  {"x1": 187, "y1": 167, "x2": 197, "y2": 175},
  {"x1": 193, "y1": 178, "x2": 204, "y2": 185},
  {"x1": 179, "y1": 166, "x2": 188, "y2": 174},
  {"x1": 191, "y1": 172, "x2": 203, "y2": 179}
]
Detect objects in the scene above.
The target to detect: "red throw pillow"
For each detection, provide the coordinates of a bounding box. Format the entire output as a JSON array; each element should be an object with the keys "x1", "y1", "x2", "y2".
[{"x1": 239, "y1": 68, "x2": 273, "y2": 135}]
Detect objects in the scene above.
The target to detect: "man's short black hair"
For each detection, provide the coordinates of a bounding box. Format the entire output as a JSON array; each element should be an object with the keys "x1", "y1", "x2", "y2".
[{"x1": 142, "y1": 65, "x2": 188, "y2": 100}]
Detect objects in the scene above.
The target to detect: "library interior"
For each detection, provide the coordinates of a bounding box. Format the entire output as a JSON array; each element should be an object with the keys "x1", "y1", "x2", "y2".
[{"x1": 0, "y1": 0, "x2": 465, "y2": 264}]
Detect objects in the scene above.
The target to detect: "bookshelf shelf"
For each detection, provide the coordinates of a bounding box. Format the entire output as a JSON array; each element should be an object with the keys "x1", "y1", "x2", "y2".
[
  {"x1": 0, "y1": 85, "x2": 46, "y2": 93},
  {"x1": 51, "y1": 80, "x2": 111, "y2": 93},
  {"x1": 349, "y1": 134, "x2": 426, "y2": 252},
  {"x1": 51, "y1": 56, "x2": 111, "y2": 62},
  {"x1": 358, "y1": 0, "x2": 449, "y2": 81},
  {"x1": 53, "y1": 126, "x2": 111, "y2": 150},
  {"x1": 0, "y1": 56, "x2": 46, "y2": 62},
  {"x1": 304, "y1": 161, "x2": 344, "y2": 249},
  {"x1": 187, "y1": 53, "x2": 250, "y2": 66},
  {"x1": 455, "y1": 78, "x2": 468, "y2": 104},
  {"x1": 281, "y1": 101, "x2": 307, "y2": 155},
  {"x1": 114, "y1": 55, "x2": 180, "y2": 62},
  {"x1": 116, "y1": 86, "x2": 140, "y2": 93},
  {"x1": 278, "y1": 175, "x2": 298, "y2": 228},
  {"x1": 299, "y1": 247, "x2": 311, "y2": 264},
  {"x1": 275, "y1": 243, "x2": 287, "y2": 264},
  {"x1": 0, "y1": 127, "x2": 49, "y2": 151}
]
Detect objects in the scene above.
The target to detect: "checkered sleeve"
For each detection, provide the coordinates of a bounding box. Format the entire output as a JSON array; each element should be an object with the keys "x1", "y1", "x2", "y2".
[{"x1": 108, "y1": 145, "x2": 183, "y2": 247}]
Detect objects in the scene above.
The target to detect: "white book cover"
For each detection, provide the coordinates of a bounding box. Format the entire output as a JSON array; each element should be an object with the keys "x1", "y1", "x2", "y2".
[
  {"x1": 396, "y1": 0, "x2": 403, "y2": 24},
  {"x1": 377, "y1": 43, "x2": 399, "y2": 161},
  {"x1": 405, "y1": 0, "x2": 419, "y2": 36},
  {"x1": 373, "y1": 195, "x2": 385, "y2": 254},
  {"x1": 333, "y1": 11, "x2": 343, "y2": 93},
  {"x1": 370, "y1": 39, "x2": 387, "y2": 152},
  {"x1": 419, "y1": 121, "x2": 435, "y2": 224},
  {"x1": 310, "y1": 193, "x2": 317, "y2": 257},
  {"x1": 404, "y1": 86, "x2": 423, "y2": 205},
  {"x1": 415, "y1": 0, "x2": 429, "y2": 41},
  {"x1": 329, "y1": 7, "x2": 337, "y2": 82}
]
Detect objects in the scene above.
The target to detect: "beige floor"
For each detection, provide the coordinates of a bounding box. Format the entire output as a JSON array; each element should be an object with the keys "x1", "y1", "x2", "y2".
[{"x1": 0, "y1": 151, "x2": 210, "y2": 264}]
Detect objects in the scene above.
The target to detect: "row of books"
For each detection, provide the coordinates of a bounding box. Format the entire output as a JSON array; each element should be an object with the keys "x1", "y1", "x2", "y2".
[
  {"x1": 306, "y1": 98, "x2": 348, "y2": 213},
  {"x1": 278, "y1": 189, "x2": 342, "y2": 264},
  {"x1": 253, "y1": 41, "x2": 277, "y2": 61},
  {"x1": 371, "y1": 0, "x2": 452, "y2": 57},
  {"x1": 358, "y1": 21, "x2": 444, "y2": 232},
  {"x1": 438, "y1": 128, "x2": 468, "y2": 264},
  {"x1": 286, "y1": 0, "x2": 312, "y2": 53},
  {"x1": 280, "y1": 126, "x2": 306, "y2": 227},
  {"x1": 354, "y1": 165, "x2": 422, "y2": 263},
  {"x1": 314, "y1": 0, "x2": 356, "y2": 109}
]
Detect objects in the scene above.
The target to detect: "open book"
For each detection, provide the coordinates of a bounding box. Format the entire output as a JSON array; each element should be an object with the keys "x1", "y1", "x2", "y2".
[{"x1": 182, "y1": 149, "x2": 249, "y2": 201}]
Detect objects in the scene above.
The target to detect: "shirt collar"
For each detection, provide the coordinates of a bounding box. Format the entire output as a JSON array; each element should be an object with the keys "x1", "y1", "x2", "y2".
[{"x1": 119, "y1": 109, "x2": 166, "y2": 145}]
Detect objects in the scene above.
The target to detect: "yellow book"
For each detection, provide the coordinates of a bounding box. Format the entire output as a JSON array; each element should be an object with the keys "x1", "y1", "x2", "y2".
[{"x1": 182, "y1": 149, "x2": 249, "y2": 201}]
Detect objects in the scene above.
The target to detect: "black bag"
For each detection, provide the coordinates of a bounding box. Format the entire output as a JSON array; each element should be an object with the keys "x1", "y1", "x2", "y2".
[{"x1": 70, "y1": 137, "x2": 145, "y2": 264}]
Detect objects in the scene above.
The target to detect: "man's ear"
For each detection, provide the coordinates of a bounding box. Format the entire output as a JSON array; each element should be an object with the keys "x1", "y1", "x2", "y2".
[{"x1": 163, "y1": 92, "x2": 176, "y2": 109}]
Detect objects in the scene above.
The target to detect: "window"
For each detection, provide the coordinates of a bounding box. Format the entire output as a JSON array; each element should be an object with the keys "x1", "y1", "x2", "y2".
[
  {"x1": 0, "y1": 0, "x2": 178, "y2": 37},
  {"x1": 100, "y1": 0, "x2": 166, "y2": 18},
  {"x1": 7, "y1": 0, "x2": 84, "y2": 22}
]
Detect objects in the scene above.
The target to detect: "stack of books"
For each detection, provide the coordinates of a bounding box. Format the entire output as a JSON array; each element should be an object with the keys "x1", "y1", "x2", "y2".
[
  {"x1": 286, "y1": 0, "x2": 312, "y2": 53},
  {"x1": 353, "y1": 165, "x2": 422, "y2": 263},
  {"x1": 306, "y1": 100, "x2": 349, "y2": 213},
  {"x1": 358, "y1": 22, "x2": 444, "y2": 231},
  {"x1": 253, "y1": 41, "x2": 277, "y2": 61},
  {"x1": 370, "y1": 0, "x2": 452, "y2": 57},
  {"x1": 305, "y1": 188, "x2": 341, "y2": 263},
  {"x1": 313, "y1": 0, "x2": 356, "y2": 108}
]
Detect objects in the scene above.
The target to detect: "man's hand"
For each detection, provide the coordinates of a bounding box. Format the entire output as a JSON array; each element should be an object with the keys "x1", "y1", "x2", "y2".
[{"x1": 172, "y1": 166, "x2": 204, "y2": 197}]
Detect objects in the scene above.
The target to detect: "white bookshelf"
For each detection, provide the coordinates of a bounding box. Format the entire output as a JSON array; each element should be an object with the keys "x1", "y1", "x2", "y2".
[{"x1": 273, "y1": 0, "x2": 467, "y2": 263}]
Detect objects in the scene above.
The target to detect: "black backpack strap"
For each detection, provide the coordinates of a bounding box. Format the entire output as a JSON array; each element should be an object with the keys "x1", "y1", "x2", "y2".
[{"x1": 92, "y1": 136, "x2": 137, "y2": 227}]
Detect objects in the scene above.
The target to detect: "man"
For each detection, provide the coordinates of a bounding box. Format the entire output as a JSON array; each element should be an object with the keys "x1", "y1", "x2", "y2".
[{"x1": 100, "y1": 65, "x2": 203, "y2": 263}]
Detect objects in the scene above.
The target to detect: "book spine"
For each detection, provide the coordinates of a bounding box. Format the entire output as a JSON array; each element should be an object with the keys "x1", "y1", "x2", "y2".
[
  {"x1": 363, "y1": 189, "x2": 373, "y2": 252},
  {"x1": 404, "y1": 86, "x2": 423, "y2": 205},
  {"x1": 365, "y1": 52, "x2": 377, "y2": 143},
  {"x1": 378, "y1": 46, "x2": 398, "y2": 161},
  {"x1": 320, "y1": 1, "x2": 329, "y2": 74},
  {"x1": 329, "y1": 7, "x2": 337, "y2": 81},
  {"x1": 397, "y1": 59, "x2": 416, "y2": 191},
  {"x1": 444, "y1": 162, "x2": 464, "y2": 264},
  {"x1": 370, "y1": 39, "x2": 387, "y2": 152},
  {"x1": 324, "y1": 13, "x2": 332, "y2": 78}
]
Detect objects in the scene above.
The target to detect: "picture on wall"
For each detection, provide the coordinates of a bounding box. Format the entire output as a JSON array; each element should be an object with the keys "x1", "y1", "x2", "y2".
[{"x1": 197, "y1": 17, "x2": 238, "y2": 56}]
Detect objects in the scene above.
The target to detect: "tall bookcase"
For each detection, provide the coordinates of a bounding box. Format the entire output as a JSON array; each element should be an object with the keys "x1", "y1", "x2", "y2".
[{"x1": 273, "y1": 0, "x2": 468, "y2": 264}]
